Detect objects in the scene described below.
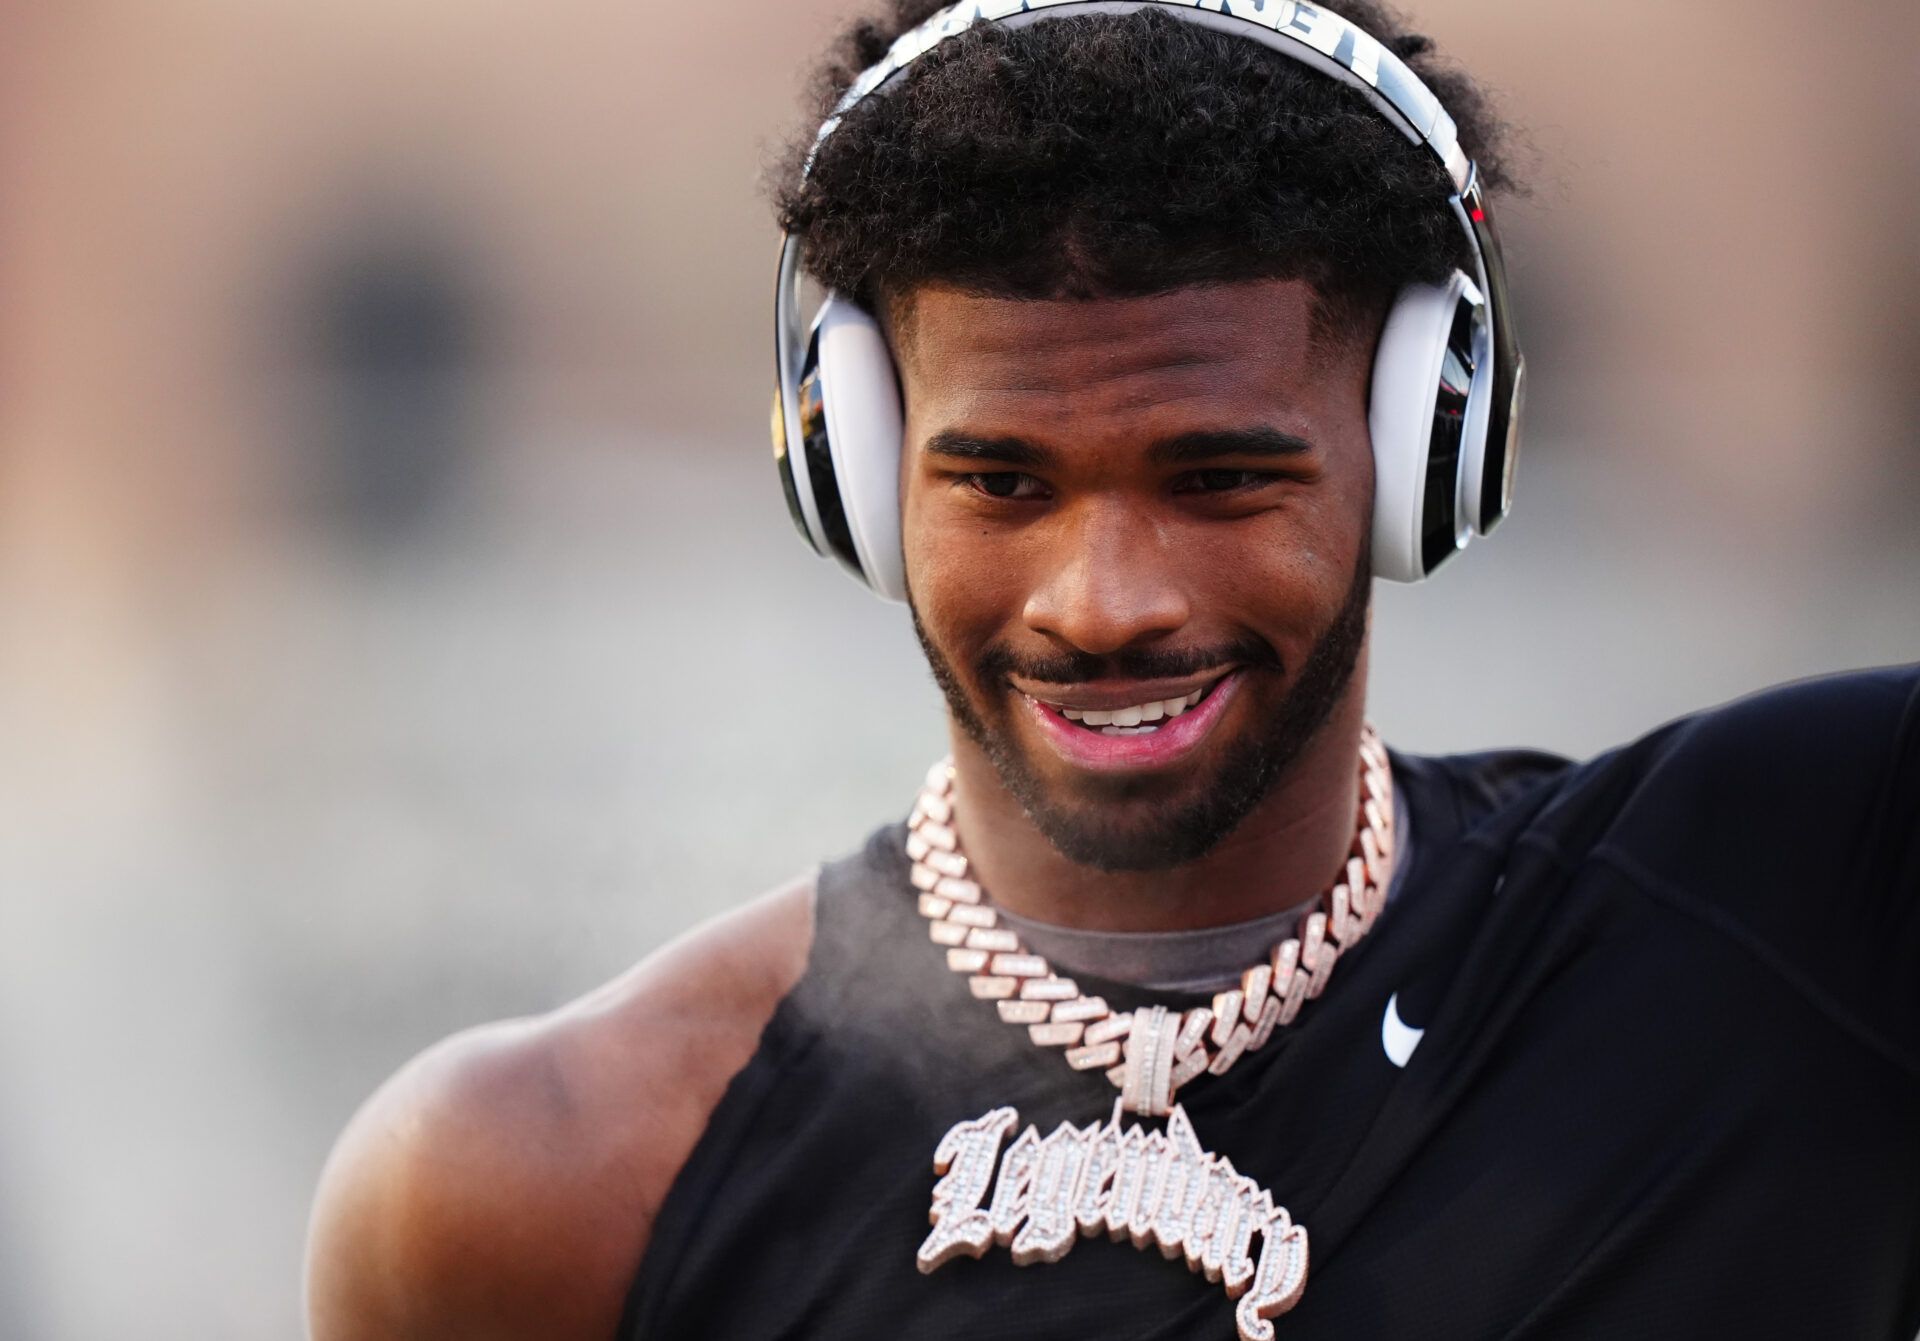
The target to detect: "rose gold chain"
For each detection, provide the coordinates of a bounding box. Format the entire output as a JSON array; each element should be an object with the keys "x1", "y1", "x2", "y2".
[{"x1": 906, "y1": 725, "x2": 1396, "y2": 1115}]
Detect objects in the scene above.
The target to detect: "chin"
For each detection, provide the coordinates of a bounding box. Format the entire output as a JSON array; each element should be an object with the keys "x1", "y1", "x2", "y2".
[
  {"x1": 1022, "y1": 793, "x2": 1237, "y2": 873},
  {"x1": 985, "y1": 707, "x2": 1290, "y2": 873}
]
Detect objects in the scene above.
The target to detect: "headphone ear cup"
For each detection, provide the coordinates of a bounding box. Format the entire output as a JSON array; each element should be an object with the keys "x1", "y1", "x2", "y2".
[
  {"x1": 1368, "y1": 272, "x2": 1484, "y2": 583},
  {"x1": 812, "y1": 296, "x2": 909, "y2": 601}
]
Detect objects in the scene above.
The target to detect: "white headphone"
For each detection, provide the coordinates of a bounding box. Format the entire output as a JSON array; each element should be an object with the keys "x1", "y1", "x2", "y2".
[{"x1": 772, "y1": 0, "x2": 1526, "y2": 601}]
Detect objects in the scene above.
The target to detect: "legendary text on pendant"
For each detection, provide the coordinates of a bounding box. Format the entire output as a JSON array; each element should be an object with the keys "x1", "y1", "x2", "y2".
[{"x1": 917, "y1": 1102, "x2": 1309, "y2": 1341}]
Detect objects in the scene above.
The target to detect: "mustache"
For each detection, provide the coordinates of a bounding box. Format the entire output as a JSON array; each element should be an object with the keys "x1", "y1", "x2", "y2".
[{"x1": 975, "y1": 634, "x2": 1283, "y2": 687}]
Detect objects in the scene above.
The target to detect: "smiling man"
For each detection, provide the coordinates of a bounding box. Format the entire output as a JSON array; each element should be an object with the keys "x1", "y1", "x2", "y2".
[
  {"x1": 904, "y1": 281, "x2": 1378, "y2": 897},
  {"x1": 305, "y1": 3, "x2": 1920, "y2": 1338}
]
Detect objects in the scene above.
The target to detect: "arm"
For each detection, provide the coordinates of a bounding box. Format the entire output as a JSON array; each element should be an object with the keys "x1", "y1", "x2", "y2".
[{"x1": 304, "y1": 876, "x2": 815, "y2": 1341}]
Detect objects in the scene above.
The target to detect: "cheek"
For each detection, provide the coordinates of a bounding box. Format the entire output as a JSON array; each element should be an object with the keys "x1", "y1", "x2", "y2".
[
  {"x1": 1188, "y1": 497, "x2": 1358, "y2": 629},
  {"x1": 902, "y1": 487, "x2": 1016, "y2": 646}
]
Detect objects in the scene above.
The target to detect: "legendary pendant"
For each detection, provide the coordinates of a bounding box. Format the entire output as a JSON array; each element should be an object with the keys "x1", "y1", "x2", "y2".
[{"x1": 917, "y1": 1101, "x2": 1310, "y2": 1340}]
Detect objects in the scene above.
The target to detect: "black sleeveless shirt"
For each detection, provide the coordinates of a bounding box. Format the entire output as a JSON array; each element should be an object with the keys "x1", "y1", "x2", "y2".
[{"x1": 622, "y1": 668, "x2": 1920, "y2": 1340}]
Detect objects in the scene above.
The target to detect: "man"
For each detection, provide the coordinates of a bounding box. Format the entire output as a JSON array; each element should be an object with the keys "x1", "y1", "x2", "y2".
[{"x1": 305, "y1": 2, "x2": 1920, "y2": 1337}]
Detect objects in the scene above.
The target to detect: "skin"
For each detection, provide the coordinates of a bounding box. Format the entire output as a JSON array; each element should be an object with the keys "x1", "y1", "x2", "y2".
[
  {"x1": 304, "y1": 877, "x2": 815, "y2": 1340},
  {"x1": 897, "y1": 279, "x2": 1376, "y2": 931},
  {"x1": 303, "y1": 276, "x2": 1380, "y2": 1339}
]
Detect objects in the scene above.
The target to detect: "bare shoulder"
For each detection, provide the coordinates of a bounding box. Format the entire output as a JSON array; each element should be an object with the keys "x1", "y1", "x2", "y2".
[{"x1": 305, "y1": 874, "x2": 816, "y2": 1341}]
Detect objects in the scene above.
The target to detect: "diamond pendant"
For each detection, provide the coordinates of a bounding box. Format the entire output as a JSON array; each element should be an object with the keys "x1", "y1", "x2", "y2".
[{"x1": 917, "y1": 1098, "x2": 1310, "y2": 1340}]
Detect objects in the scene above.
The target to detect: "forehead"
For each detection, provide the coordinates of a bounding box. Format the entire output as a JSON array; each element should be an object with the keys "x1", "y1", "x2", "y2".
[{"x1": 890, "y1": 279, "x2": 1359, "y2": 437}]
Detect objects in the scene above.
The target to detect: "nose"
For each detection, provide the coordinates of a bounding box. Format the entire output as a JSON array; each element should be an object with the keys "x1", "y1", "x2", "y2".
[{"x1": 1021, "y1": 502, "x2": 1191, "y2": 656}]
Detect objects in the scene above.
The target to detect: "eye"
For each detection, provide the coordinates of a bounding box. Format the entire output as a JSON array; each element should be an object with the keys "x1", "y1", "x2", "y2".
[
  {"x1": 1174, "y1": 469, "x2": 1273, "y2": 494},
  {"x1": 963, "y1": 472, "x2": 1050, "y2": 501}
]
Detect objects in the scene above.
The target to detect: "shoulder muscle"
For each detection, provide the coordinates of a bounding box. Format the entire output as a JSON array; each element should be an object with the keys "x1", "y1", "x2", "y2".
[{"x1": 305, "y1": 876, "x2": 815, "y2": 1340}]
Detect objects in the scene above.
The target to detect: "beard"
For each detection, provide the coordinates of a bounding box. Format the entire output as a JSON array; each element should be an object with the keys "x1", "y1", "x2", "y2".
[{"x1": 910, "y1": 553, "x2": 1371, "y2": 873}]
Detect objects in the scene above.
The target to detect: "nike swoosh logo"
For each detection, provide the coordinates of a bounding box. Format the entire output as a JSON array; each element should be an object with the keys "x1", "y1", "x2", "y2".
[{"x1": 1381, "y1": 992, "x2": 1425, "y2": 1068}]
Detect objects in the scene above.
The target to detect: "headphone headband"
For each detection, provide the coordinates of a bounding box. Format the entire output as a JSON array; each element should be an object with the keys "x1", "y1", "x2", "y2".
[{"x1": 810, "y1": 0, "x2": 1470, "y2": 191}]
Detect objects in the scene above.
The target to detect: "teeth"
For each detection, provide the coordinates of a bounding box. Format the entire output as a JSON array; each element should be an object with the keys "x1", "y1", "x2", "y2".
[{"x1": 1052, "y1": 683, "x2": 1214, "y2": 728}]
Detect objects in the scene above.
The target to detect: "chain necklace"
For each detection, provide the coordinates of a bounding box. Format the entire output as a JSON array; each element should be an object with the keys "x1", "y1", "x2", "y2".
[
  {"x1": 905, "y1": 724, "x2": 1396, "y2": 1116},
  {"x1": 908, "y1": 728, "x2": 1396, "y2": 1336}
]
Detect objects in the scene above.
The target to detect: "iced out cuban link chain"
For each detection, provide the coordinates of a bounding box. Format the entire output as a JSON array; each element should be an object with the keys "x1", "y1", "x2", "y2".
[{"x1": 906, "y1": 725, "x2": 1395, "y2": 1117}]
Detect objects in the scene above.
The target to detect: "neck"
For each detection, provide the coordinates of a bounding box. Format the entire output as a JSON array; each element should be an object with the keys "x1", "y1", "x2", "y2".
[{"x1": 947, "y1": 675, "x2": 1370, "y2": 935}]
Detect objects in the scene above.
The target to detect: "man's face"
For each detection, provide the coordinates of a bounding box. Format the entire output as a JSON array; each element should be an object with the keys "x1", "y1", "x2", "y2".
[{"x1": 896, "y1": 279, "x2": 1377, "y2": 872}]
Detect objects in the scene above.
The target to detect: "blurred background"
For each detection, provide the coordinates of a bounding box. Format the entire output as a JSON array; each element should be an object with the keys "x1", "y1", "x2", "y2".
[{"x1": 0, "y1": 0, "x2": 1915, "y2": 1336}]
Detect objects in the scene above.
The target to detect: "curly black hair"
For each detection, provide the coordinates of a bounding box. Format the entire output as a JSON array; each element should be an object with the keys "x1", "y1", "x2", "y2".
[{"x1": 773, "y1": 1, "x2": 1516, "y2": 343}]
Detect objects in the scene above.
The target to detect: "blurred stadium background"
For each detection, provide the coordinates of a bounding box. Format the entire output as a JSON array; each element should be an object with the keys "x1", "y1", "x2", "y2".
[{"x1": 0, "y1": 1, "x2": 1915, "y2": 1336}]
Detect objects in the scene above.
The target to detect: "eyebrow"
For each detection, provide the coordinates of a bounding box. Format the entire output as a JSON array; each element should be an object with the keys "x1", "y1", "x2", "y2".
[
  {"x1": 923, "y1": 432, "x2": 1050, "y2": 468},
  {"x1": 922, "y1": 426, "x2": 1315, "y2": 469},
  {"x1": 1146, "y1": 427, "x2": 1316, "y2": 467}
]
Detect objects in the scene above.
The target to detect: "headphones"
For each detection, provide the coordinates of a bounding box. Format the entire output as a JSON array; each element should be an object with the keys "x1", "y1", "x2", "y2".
[{"x1": 772, "y1": 0, "x2": 1526, "y2": 600}]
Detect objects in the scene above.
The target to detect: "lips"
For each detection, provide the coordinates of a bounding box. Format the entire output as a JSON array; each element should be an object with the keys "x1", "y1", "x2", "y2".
[{"x1": 1019, "y1": 671, "x2": 1242, "y2": 772}]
